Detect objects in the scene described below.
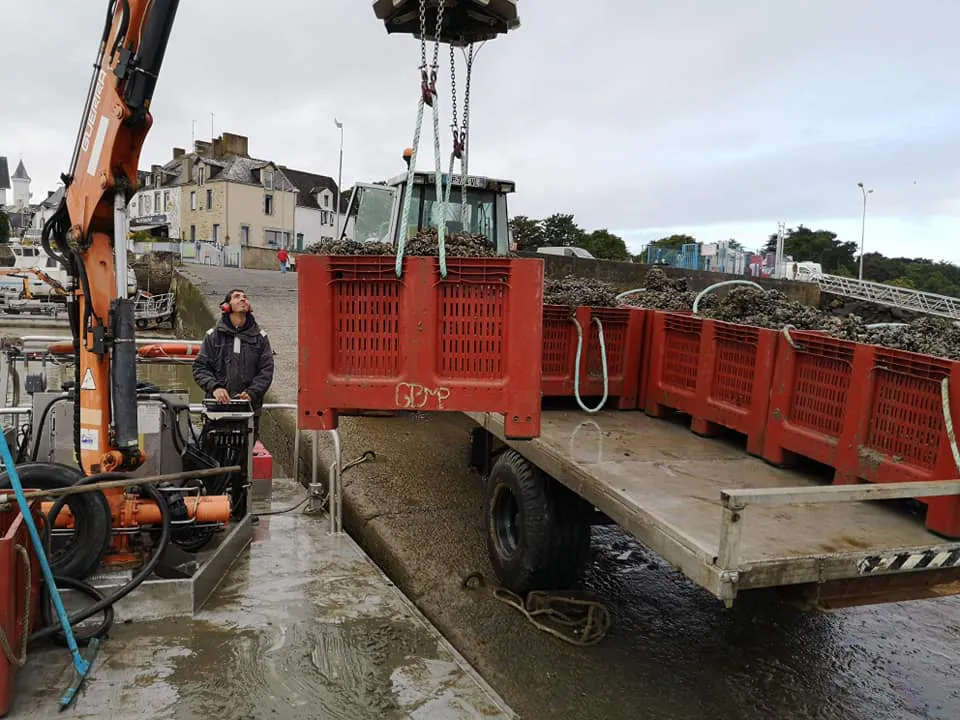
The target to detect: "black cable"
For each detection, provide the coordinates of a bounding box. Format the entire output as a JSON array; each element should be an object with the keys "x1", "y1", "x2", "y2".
[{"x1": 29, "y1": 394, "x2": 69, "y2": 461}]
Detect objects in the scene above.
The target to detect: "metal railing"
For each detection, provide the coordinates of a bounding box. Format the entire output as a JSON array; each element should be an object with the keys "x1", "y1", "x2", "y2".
[
  {"x1": 717, "y1": 479, "x2": 960, "y2": 583},
  {"x1": 814, "y1": 273, "x2": 960, "y2": 320}
]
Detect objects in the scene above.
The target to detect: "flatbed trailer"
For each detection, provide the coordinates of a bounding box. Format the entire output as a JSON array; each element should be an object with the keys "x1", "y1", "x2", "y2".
[{"x1": 466, "y1": 409, "x2": 960, "y2": 610}]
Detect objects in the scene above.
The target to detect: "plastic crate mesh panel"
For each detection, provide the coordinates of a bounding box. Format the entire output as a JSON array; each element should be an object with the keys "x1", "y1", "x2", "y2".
[
  {"x1": 542, "y1": 307, "x2": 574, "y2": 377},
  {"x1": 332, "y1": 280, "x2": 401, "y2": 376},
  {"x1": 439, "y1": 283, "x2": 506, "y2": 379},
  {"x1": 866, "y1": 352, "x2": 949, "y2": 469},
  {"x1": 588, "y1": 309, "x2": 628, "y2": 378},
  {"x1": 789, "y1": 340, "x2": 853, "y2": 436},
  {"x1": 713, "y1": 325, "x2": 759, "y2": 408},
  {"x1": 661, "y1": 316, "x2": 701, "y2": 391}
]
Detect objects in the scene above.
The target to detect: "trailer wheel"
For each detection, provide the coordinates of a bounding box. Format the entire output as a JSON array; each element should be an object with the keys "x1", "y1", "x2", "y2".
[
  {"x1": 484, "y1": 450, "x2": 591, "y2": 594},
  {"x1": 0, "y1": 462, "x2": 112, "y2": 580}
]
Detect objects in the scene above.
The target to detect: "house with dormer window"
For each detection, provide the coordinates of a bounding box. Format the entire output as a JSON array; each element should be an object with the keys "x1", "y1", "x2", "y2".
[{"x1": 127, "y1": 132, "x2": 298, "y2": 253}]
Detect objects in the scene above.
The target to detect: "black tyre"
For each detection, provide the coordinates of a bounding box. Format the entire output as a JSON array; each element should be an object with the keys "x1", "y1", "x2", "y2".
[
  {"x1": 0, "y1": 462, "x2": 112, "y2": 580},
  {"x1": 484, "y1": 450, "x2": 591, "y2": 594}
]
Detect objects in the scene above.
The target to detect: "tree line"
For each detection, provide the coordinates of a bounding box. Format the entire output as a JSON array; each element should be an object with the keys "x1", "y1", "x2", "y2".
[
  {"x1": 508, "y1": 214, "x2": 632, "y2": 261},
  {"x1": 517, "y1": 213, "x2": 960, "y2": 297}
]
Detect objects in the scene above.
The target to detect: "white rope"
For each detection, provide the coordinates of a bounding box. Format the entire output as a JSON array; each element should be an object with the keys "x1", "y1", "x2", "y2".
[{"x1": 572, "y1": 317, "x2": 608, "y2": 414}]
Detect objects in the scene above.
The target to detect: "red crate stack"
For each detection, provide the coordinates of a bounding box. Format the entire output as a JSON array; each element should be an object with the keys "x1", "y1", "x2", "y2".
[
  {"x1": 1, "y1": 499, "x2": 41, "y2": 718},
  {"x1": 540, "y1": 305, "x2": 646, "y2": 409},
  {"x1": 836, "y1": 347, "x2": 960, "y2": 538},
  {"x1": 645, "y1": 312, "x2": 777, "y2": 455},
  {"x1": 297, "y1": 254, "x2": 544, "y2": 439}
]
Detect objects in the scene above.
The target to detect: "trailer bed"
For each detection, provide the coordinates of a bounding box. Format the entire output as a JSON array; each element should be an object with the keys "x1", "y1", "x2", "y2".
[{"x1": 466, "y1": 410, "x2": 960, "y2": 607}]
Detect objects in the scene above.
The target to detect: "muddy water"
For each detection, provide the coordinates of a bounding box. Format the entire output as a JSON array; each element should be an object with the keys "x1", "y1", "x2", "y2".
[{"x1": 581, "y1": 525, "x2": 960, "y2": 720}]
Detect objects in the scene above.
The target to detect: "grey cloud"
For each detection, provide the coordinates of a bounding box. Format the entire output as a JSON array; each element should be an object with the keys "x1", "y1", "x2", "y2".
[{"x1": 4, "y1": 0, "x2": 960, "y2": 254}]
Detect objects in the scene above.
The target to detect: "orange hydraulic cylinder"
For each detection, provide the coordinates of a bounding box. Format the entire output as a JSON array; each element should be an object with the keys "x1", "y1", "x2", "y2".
[{"x1": 41, "y1": 495, "x2": 232, "y2": 528}]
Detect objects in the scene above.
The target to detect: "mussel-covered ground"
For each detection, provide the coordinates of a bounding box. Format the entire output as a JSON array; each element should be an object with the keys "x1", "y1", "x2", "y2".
[
  {"x1": 545, "y1": 268, "x2": 960, "y2": 360},
  {"x1": 307, "y1": 229, "x2": 508, "y2": 258}
]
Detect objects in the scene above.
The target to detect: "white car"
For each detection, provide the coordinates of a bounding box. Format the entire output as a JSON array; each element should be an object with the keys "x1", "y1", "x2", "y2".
[{"x1": 536, "y1": 246, "x2": 595, "y2": 259}]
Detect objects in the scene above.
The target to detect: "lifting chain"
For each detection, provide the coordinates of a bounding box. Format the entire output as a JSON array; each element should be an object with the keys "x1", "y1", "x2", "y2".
[
  {"x1": 398, "y1": 0, "x2": 449, "y2": 279},
  {"x1": 445, "y1": 42, "x2": 476, "y2": 227}
]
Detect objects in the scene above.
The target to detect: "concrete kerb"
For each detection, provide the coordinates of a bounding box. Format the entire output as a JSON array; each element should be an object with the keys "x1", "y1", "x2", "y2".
[{"x1": 170, "y1": 271, "x2": 317, "y2": 490}]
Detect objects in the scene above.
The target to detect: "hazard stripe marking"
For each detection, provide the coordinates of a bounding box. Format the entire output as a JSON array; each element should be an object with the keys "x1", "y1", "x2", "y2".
[{"x1": 858, "y1": 548, "x2": 960, "y2": 575}]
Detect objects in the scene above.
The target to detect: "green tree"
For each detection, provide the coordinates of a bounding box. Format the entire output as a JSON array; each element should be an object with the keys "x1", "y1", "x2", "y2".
[
  {"x1": 580, "y1": 229, "x2": 629, "y2": 261},
  {"x1": 540, "y1": 213, "x2": 585, "y2": 247},
  {"x1": 764, "y1": 225, "x2": 857, "y2": 275},
  {"x1": 650, "y1": 234, "x2": 697, "y2": 250},
  {"x1": 0, "y1": 212, "x2": 8, "y2": 244},
  {"x1": 508, "y1": 215, "x2": 545, "y2": 251}
]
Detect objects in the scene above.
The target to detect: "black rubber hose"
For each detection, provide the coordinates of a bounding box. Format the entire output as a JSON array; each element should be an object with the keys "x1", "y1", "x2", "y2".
[
  {"x1": 29, "y1": 476, "x2": 172, "y2": 644},
  {"x1": 37, "y1": 575, "x2": 114, "y2": 648}
]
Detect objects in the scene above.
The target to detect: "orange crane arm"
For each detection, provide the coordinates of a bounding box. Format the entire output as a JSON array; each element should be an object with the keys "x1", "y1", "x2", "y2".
[{"x1": 41, "y1": 0, "x2": 181, "y2": 475}]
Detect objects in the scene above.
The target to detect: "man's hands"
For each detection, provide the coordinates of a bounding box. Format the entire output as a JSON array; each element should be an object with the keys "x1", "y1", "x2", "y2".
[{"x1": 213, "y1": 388, "x2": 251, "y2": 403}]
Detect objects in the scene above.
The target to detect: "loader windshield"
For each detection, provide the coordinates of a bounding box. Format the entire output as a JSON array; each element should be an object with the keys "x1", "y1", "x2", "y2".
[{"x1": 416, "y1": 185, "x2": 497, "y2": 246}]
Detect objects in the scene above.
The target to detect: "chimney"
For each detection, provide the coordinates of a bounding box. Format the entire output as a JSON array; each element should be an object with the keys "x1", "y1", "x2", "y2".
[
  {"x1": 194, "y1": 140, "x2": 211, "y2": 155},
  {"x1": 172, "y1": 147, "x2": 185, "y2": 160},
  {"x1": 220, "y1": 132, "x2": 249, "y2": 158},
  {"x1": 212, "y1": 135, "x2": 224, "y2": 159}
]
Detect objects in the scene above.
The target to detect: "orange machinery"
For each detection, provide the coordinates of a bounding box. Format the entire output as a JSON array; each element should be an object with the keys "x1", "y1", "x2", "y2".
[{"x1": 38, "y1": 0, "x2": 232, "y2": 566}]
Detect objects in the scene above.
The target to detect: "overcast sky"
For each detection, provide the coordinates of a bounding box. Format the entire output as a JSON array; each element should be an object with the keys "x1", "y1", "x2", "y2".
[{"x1": 4, "y1": 1, "x2": 960, "y2": 261}]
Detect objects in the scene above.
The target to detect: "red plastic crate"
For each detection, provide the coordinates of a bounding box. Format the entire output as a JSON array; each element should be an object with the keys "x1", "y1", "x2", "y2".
[
  {"x1": 540, "y1": 305, "x2": 646, "y2": 409},
  {"x1": 763, "y1": 330, "x2": 870, "y2": 469},
  {"x1": 835, "y1": 347, "x2": 960, "y2": 538},
  {"x1": 1, "y1": 499, "x2": 41, "y2": 718},
  {"x1": 645, "y1": 313, "x2": 777, "y2": 455},
  {"x1": 297, "y1": 254, "x2": 544, "y2": 439}
]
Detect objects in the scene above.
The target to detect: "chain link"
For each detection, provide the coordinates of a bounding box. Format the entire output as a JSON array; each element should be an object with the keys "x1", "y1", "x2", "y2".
[
  {"x1": 449, "y1": 45, "x2": 459, "y2": 146},
  {"x1": 418, "y1": 0, "x2": 427, "y2": 70}
]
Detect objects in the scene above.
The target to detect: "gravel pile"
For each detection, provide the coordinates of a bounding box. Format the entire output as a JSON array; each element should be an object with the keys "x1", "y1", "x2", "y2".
[
  {"x1": 306, "y1": 229, "x2": 508, "y2": 258},
  {"x1": 543, "y1": 276, "x2": 619, "y2": 308}
]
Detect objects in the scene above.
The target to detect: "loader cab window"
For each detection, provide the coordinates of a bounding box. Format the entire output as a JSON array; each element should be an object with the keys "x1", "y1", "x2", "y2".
[{"x1": 404, "y1": 184, "x2": 498, "y2": 248}]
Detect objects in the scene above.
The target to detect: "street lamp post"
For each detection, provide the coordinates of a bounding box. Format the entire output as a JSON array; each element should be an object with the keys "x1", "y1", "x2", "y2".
[
  {"x1": 857, "y1": 181, "x2": 873, "y2": 281},
  {"x1": 334, "y1": 118, "x2": 343, "y2": 240}
]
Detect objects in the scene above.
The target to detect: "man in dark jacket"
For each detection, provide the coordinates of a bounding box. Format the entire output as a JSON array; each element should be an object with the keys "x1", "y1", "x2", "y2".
[{"x1": 192, "y1": 288, "x2": 275, "y2": 440}]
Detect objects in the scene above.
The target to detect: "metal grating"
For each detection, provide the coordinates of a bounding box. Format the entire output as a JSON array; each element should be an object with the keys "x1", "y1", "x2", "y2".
[
  {"x1": 438, "y1": 283, "x2": 506, "y2": 378},
  {"x1": 332, "y1": 281, "x2": 401, "y2": 376}
]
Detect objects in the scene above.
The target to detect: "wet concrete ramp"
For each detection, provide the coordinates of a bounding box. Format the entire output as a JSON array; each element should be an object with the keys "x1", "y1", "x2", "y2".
[{"x1": 13, "y1": 480, "x2": 514, "y2": 719}]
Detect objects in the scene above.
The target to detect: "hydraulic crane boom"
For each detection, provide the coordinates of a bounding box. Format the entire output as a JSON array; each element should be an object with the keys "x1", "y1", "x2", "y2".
[{"x1": 42, "y1": 0, "x2": 181, "y2": 475}]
